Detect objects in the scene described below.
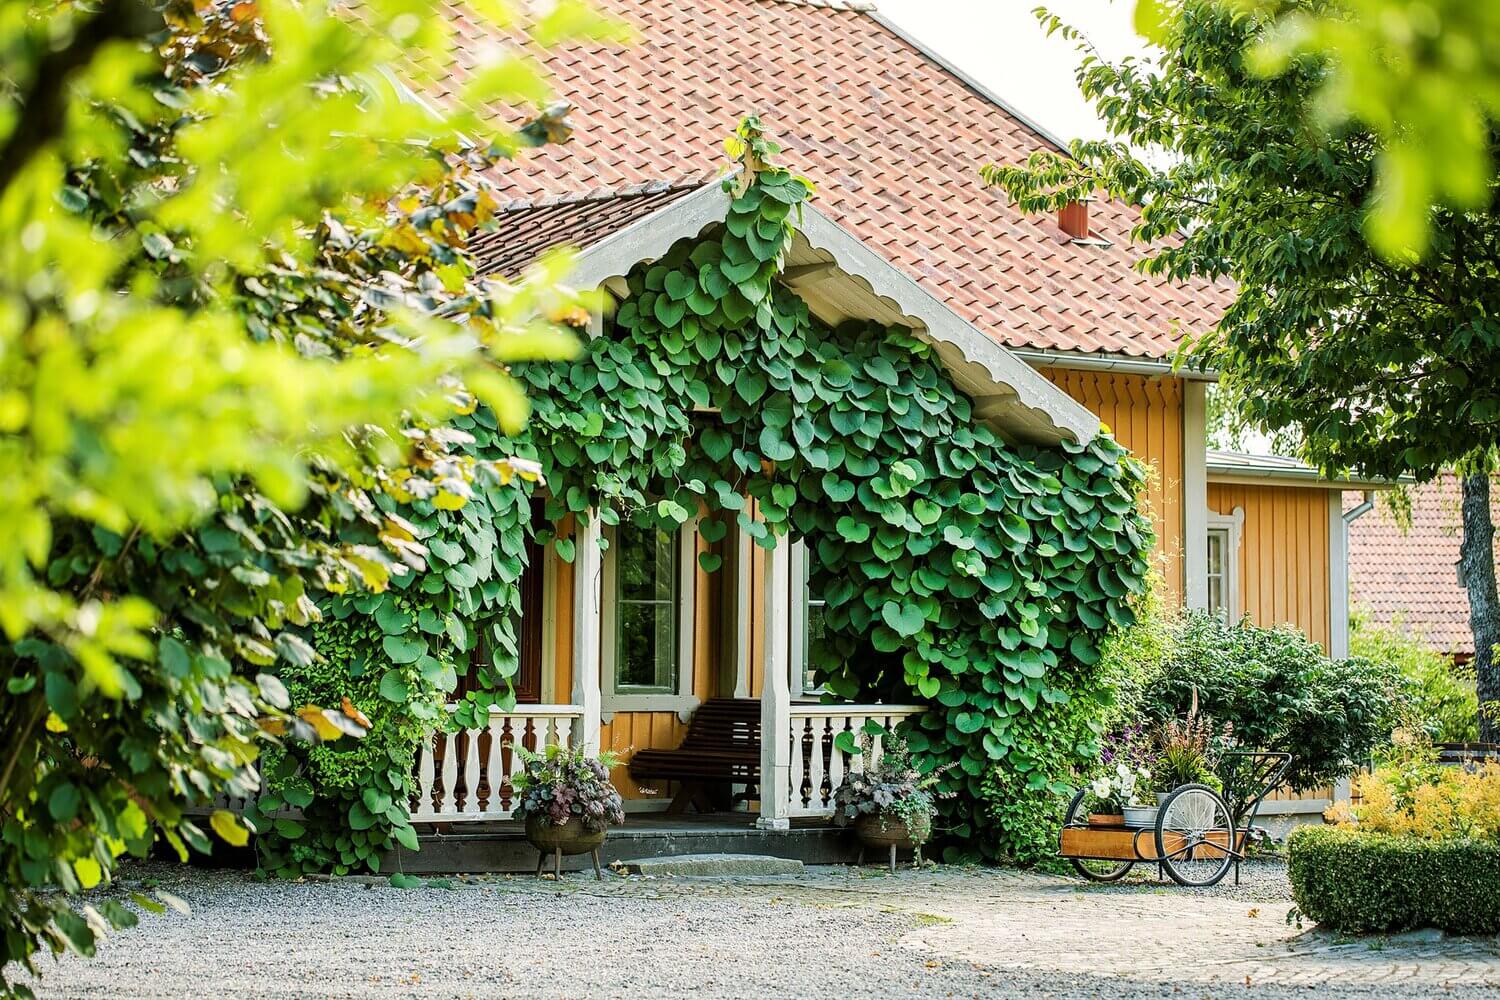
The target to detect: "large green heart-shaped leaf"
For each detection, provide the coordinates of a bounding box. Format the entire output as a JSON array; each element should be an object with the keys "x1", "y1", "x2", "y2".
[
  {"x1": 880, "y1": 601, "x2": 925, "y2": 638},
  {"x1": 381, "y1": 633, "x2": 426, "y2": 664}
]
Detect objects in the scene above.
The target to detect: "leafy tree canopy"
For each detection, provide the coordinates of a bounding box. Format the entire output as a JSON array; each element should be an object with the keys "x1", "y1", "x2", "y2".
[{"x1": 987, "y1": 0, "x2": 1499, "y2": 484}]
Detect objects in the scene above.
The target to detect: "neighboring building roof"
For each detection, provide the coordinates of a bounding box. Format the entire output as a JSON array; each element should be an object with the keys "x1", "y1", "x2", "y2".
[
  {"x1": 439, "y1": 0, "x2": 1235, "y2": 359},
  {"x1": 1348, "y1": 475, "x2": 1499, "y2": 659},
  {"x1": 1206, "y1": 451, "x2": 1396, "y2": 490}
]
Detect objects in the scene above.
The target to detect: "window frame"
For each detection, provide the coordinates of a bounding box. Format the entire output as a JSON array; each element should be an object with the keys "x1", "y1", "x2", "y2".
[
  {"x1": 600, "y1": 516, "x2": 699, "y2": 722},
  {"x1": 1205, "y1": 506, "x2": 1245, "y2": 622},
  {"x1": 789, "y1": 540, "x2": 827, "y2": 701}
]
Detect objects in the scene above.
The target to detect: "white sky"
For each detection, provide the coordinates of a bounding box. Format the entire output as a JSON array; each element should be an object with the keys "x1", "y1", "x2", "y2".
[{"x1": 876, "y1": 0, "x2": 1148, "y2": 146}]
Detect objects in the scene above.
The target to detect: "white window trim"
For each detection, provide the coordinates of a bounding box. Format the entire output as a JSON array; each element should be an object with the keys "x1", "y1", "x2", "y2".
[
  {"x1": 600, "y1": 518, "x2": 699, "y2": 722},
  {"x1": 1206, "y1": 506, "x2": 1245, "y2": 622},
  {"x1": 789, "y1": 540, "x2": 827, "y2": 701}
]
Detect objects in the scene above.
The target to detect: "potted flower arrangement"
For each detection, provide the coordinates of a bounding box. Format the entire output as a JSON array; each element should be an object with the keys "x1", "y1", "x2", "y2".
[
  {"x1": 1088, "y1": 761, "x2": 1154, "y2": 827},
  {"x1": 1088, "y1": 723, "x2": 1160, "y2": 827},
  {"x1": 1091, "y1": 699, "x2": 1234, "y2": 828},
  {"x1": 832, "y1": 731, "x2": 950, "y2": 871},
  {"x1": 511, "y1": 742, "x2": 625, "y2": 880}
]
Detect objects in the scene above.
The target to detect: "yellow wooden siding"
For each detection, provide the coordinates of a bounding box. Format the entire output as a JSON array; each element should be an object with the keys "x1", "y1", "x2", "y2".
[
  {"x1": 1042, "y1": 370, "x2": 1185, "y2": 603},
  {"x1": 1208, "y1": 482, "x2": 1331, "y2": 651}
]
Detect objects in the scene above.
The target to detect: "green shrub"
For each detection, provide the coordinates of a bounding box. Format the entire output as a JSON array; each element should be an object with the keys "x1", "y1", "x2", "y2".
[
  {"x1": 1350, "y1": 611, "x2": 1478, "y2": 744},
  {"x1": 1288, "y1": 825, "x2": 1500, "y2": 934},
  {"x1": 1143, "y1": 611, "x2": 1403, "y2": 790}
]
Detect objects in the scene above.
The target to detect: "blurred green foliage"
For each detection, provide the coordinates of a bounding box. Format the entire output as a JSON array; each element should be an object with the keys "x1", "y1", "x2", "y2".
[
  {"x1": 0, "y1": 0, "x2": 611, "y2": 990},
  {"x1": 1134, "y1": 0, "x2": 1500, "y2": 259}
]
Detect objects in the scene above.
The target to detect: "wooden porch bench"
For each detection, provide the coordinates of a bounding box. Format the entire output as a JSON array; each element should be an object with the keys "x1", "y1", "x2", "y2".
[{"x1": 628, "y1": 698, "x2": 760, "y2": 814}]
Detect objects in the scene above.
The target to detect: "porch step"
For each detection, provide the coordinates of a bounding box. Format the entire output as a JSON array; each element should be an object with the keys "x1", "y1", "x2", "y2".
[
  {"x1": 382, "y1": 814, "x2": 858, "y2": 874},
  {"x1": 617, "y1": 853, "x2": 804, "y2": 877}
]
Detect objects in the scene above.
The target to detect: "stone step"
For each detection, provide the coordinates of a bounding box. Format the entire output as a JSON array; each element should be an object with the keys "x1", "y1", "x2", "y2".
[{"x1": 617, "y1": 853, "x2": 805, "y2": 877}]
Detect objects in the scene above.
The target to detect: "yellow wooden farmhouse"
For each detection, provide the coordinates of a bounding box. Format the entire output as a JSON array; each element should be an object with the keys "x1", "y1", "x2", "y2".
[{"x1": 397, "y1": 0, "x2": 1384, "y2": 854}]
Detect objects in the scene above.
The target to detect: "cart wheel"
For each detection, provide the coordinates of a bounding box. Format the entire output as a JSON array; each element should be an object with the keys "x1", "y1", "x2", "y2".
[
  {"x1": 1063, "y1": 788, "x2": 1134, "y2": 883},
  {"x1": 1155, "y1": 783, "x2": 1235, "y2": 887}
]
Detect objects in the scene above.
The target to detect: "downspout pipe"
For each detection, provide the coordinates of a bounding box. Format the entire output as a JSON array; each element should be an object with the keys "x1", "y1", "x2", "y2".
[
  {"x1": 1331, "y1": 489, "x2": 1376, "y2": 804},
  {"x1": 1344, "y1": 490, "x2": 1375, "y2": 526}
]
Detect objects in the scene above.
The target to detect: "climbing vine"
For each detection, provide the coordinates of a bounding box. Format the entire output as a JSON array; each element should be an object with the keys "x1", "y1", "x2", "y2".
[
  {"x1": 252, "y1": 468, "x2": 541, "y2": 876},
  {"x1": 279, "y1": 117, "x2": 1153, "y2": 869},
  {"x1": 517, "y1": 119, "x2": 1154, "y2": 860}
]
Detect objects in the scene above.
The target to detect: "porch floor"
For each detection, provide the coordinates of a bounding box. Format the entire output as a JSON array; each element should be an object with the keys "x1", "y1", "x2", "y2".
[{"x1": 386, "y1": 812, "x2": 860, "y2": 874}]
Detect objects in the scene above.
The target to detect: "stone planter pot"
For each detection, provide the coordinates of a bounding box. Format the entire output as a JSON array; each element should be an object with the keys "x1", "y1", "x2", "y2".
[
  {"x1": 1088, "y1": 812, "x2": 1127, "y2": 828},
  {"x1": 853, "y1": 812, "x2": 931, "y2": 872},
  {"x1": 524, "y1": 814, "x2": 607, "y2": 881}
]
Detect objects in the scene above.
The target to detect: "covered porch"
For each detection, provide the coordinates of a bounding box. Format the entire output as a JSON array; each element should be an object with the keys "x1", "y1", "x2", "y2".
[{"x1": 407, "y1": 523, "x2": 926, "y2": 831}]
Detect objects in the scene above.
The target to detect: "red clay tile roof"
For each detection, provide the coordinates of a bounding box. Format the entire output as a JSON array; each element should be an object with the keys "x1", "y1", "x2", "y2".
[
  {"x1": 1348, "y1": 476, "x2": 1500, "y2": 657},
  {"x1": 438, "y1": 0, "x2": 1234, "y2": 358},
  {"x1": 473, "y1": 181, "x2": 703, "y2": 279}
]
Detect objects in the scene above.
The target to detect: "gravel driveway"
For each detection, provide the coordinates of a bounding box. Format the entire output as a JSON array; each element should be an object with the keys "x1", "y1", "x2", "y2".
[{"x1": 15, "y1": 859, "x2": 1500, "y2": 999}]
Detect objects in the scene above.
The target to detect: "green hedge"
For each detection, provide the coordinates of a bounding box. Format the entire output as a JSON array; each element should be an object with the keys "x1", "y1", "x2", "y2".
[{"x1": 1287, "y1": 826, "x2": 1500, "y2": 934}]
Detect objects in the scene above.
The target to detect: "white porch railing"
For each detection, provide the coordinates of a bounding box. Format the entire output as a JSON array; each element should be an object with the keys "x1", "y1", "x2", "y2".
[
  {"x1": 782, "y1": 704, "x2": 926, "y2": 819},
  {"x1": 411, "y1": 704, "x2": 583, "y2": 822}
]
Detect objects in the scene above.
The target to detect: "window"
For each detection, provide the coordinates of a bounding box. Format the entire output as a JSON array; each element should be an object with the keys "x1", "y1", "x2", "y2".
[
  {"x1": 1205, "y1": 507, "x2": 1245, "y2": 622},
  {"x1": 803, "y1": 571, "x2": 826, "y2": 696},
  {"x1": 1206, "y1": 528, "x2": 1229, "y2": 620},
  {"x1": 614, "y1": 522, "x2": 679, "y2": 692},
  {"x1": 601, "y1": 518, "x2": 697, "y2": 719}
]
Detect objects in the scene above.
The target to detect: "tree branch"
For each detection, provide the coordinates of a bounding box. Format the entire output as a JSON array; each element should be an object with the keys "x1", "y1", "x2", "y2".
[{"x1": 0, "y1": 0, "x2": 154, "y2": 197}]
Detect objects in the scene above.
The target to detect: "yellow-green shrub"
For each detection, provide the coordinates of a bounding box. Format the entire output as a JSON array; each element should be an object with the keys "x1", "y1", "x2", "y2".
[
  {"x1": 1324, "y1": 729, "x2": 1500, "y2": 839},
  {"x1": 1329, "y1": 760, "x2": 1500, "y2": 841}
]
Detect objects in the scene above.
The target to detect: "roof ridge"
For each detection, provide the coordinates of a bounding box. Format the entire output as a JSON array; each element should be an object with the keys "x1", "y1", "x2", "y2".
[{"x1": 497, "y1": 175, "x2": 715, "y2": 214}]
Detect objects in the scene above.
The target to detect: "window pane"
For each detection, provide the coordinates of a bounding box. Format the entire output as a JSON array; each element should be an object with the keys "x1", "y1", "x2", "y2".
[
  {"x1": 1206, "y1": 529, "x2": 1228, "y2": 620},
  {"x1": 619, "y1": 523, "x2": 674, "y2": 601},
  {"x1": 619, "y1": 602, "x2": 675, "y2": 689},
  {"x1": 805, "y1": 601, "x2": 826, "y2": 693},
  {"x1": 1207, "y1": 576, "x2": 1224, "y2": 619}
]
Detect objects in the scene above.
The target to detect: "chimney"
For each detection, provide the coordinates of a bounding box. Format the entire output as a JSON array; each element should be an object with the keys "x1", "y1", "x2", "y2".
[{"x1": 1058, "y1": 200, "x2": 1089, "y2": 240}]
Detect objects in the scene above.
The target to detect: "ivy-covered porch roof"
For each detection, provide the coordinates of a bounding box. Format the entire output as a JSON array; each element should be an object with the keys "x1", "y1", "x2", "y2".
[{"x1": 474, "y1": 181, "x2": 1100, "y2": 447}]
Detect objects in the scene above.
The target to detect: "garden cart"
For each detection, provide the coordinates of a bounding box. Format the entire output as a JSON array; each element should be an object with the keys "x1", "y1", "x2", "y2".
[{"x1": 1058, "y1": 751, "x2": 1292, "y2": 887}]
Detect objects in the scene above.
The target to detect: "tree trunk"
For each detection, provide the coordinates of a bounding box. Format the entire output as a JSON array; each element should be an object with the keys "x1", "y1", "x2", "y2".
[{"x1": 1459, "y1": 474, "x2": 1500, "y2": 743}]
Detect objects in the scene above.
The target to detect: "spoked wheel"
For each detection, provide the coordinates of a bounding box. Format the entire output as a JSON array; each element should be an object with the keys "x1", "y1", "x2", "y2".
[
  {"x1": 1063, "y1": 787, "x2": 1134, "y2": 882},
  {"x1": 1154, "y1": 783, "x2": 1236, "y2": 887}
]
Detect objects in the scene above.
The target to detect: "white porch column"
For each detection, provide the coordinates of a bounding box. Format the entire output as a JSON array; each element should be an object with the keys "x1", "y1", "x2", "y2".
[
  {"x1": 757, "y1": 535, "x2": 793, "y2": 830},
  {"x1": 570, "y1": 511, "x2": 604, "y2": 754},
  {"x1": 733, "y1": 529, "x2": 753, "y2": 699},
  {"x1": 1183, "y1": 380, "x2": 1209, "y2": 609}
]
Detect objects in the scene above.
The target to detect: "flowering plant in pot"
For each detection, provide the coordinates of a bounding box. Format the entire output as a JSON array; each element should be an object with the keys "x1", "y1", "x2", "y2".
[
  {"x1": 512, "y1": 743, "x2": 625, "y2": 879},
  {"x1": 1088, "y1": 762, "x2": 1154, "y2": 824},
  {"x1": 832, "y1": 731, "x2": 952, "y2": 871}
]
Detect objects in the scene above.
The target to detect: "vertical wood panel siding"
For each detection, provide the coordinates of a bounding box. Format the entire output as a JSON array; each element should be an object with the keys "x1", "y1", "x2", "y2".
[
  {"x1": 1042, "y1": 370, "x2": 1185, "y2": 603},
  {"x1": 1207, "y1": 482, "x2": 1332, "y2": 650}
]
